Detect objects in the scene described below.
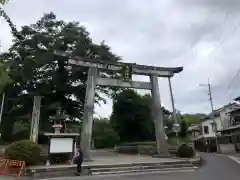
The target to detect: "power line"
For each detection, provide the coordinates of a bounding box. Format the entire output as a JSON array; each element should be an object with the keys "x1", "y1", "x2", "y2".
[
  {"x1": 207, "y1": 14, "x2": 240, "y2": 62},
  {"x1": 205, "y1": 14, "x2": 240, "y2": 99},
  {"x1": 207, "y1": 12, "x2": 230, "y2": 59},
  {"x1": 225, "y1": 68, "x2": 240, "y2": 96},
  {"x1": 174, "y1": 8, "x2": 215, "y2": 61},
  {"x1": 221, "y1": 18, "x2": 240, "y2": 96}
]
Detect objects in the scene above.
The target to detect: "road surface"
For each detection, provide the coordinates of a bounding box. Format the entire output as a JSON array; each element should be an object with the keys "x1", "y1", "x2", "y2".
[{"x1": 40, "y1": 153, "x2": 240, "y2": 180}]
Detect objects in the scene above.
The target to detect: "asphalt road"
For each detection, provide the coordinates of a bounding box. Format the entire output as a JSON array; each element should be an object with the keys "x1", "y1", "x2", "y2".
[{"x1": 41, "y1": 153, "x2": 240, "y2": 180}]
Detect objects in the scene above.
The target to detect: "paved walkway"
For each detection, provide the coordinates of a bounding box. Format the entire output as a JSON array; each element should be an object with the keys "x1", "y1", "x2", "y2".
[
  {"x1": 37, "y1": 153, "x2": 240, "y2": 180},
  {"x1": 32, "y1": 154, "x2": 185, "y2": 170}
]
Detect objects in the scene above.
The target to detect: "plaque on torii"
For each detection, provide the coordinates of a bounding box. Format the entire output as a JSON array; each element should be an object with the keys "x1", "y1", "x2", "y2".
[{"x1": 69, "y1": 57, "x2": 183, "y2": 161}]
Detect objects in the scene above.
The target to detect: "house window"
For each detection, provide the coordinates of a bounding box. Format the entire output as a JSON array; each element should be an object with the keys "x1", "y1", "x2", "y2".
[
  {"x1": 235, "y1": 116, "x2": 240, "y2": 124},
  {"x1": 204, "y1": 126, "x2": 209, "y2": 134},
  {"x1": 210, "y1": 122, "x2": 217, "y2": 132}
]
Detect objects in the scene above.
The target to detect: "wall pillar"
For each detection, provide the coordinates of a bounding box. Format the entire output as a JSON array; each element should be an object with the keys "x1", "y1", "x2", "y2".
[
  {"x1": 150, "y1": 75, "x2": 169, "y2": 155},
  {"x1": 80, "y1": 67, "x2": 98, "y2": 161}
]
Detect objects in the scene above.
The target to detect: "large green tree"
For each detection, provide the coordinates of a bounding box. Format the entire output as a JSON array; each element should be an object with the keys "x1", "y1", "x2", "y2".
[
  {"x1": 0, "y1": 63, "x2": 11, "y2": 93},
  {"x1": 92, "y1": 118, "x2": 120, "y2": 149},
  {"x1": 179, "y1": 118, "x2": 188, "y2": 138},
  {"x1": 0, "y1": 0, "x2": 8, "y2": 5},
  {"x1": 0, "y1": 13, "x2": 120, "y2": 141},
  {"x1": 181, "y1": 113, "x2": 205, "y2": 125},
  {"x1": 110, "y1": 89, "x2": 171, "y2": 143}
]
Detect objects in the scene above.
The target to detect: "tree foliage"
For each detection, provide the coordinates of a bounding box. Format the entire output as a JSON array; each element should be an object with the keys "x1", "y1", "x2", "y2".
[
  {"x1": 110, "y1": 89, "x2": 171, "y2": 143},
  {"x1": 92, "y1": 118, "x2": 120, "y2": 149},
  {"x1": 0, "y1": 12, "x2": 120, "y2": 141},
  {"x1": 0, "y1": 6, "x2": 21, "y2": 39},
  {"x1": 0, "y1": 0, "x2": 9, "y2": 5},
  {"x1": 181, "y1": 113, "x2": 204, "y2": 125},
  {"x1": 179, "y1": 118, "x2": 188, "y2": 138},
  {"x1": 0, "y1": 63, "x2": 11, "y2": 93},
  {"x1": 5, "y1": 140, "x2": 46, "y2": 166}
]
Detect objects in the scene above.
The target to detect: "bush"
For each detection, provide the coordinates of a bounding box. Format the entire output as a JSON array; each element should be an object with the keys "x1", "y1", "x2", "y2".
[
  {"x1": 5, "y1": 140, "x2": 46, "y2": 166},
  {"x1": 116, "y1": 144, "x2": 156, "y2": 155},
  {"x1": 176, "y1": 144, "x2": 195, "y2": 158},
  {"x1": 92, "y1": 120, "x2": 120, "y2": 149},
  {"x1": 116, "y1": 145, "x2": 138, "y2": 154},
  {"x1": 11, "y1": 129, "x2": 29, "y2": 142},
  {"x1": 94, "y1": 129, "x2": 120, "y2": 149},
  {"x1": 120, "y1": 141, "x2": 156, "y2": 146},
  {"x1": 137, "y1": 145, "x2": 156, "y2": 155}
]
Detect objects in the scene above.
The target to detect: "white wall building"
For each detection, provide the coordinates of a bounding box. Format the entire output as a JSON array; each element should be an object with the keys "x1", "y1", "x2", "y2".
[
  {"x1": 200, "y1": 103, "x2": 240, "y2": 138},
  {"x1": 201, "y1": 117, "x2": 223, "y2": 138},
  {"x1": 192, "y1": 103, "x2": 240, "y2": 153}
]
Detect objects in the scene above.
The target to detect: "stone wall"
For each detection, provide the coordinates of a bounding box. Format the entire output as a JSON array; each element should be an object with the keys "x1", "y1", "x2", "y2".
[{"x1": 219, "y1": 144, "x2": 236, "y2": 154}]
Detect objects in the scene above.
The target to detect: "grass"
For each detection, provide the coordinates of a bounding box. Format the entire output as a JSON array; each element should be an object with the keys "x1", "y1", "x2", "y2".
[{"x1": 167, "y1": 136, "x2": 190, "y2": 145}]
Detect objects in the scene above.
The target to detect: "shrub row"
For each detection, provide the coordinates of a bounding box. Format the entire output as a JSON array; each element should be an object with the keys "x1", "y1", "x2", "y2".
[
  {"x1": 116, "y1": 145, "x2": 156, "y2": 155},
  {"x1": 117, "y1": 143, "x2": 195, "y2": 158},
  {"x1": 120, "y1": 141, "x2": 156, "y2": 146},
  {"x1": 3, "y1": 140, "x2": 195, "y2": 167},
  {"x1": 4, "y1": 140, "x2": 47, "y2": 166}
]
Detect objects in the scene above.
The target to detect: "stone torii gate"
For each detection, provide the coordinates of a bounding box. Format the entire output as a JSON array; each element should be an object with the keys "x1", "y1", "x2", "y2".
[{"x1": 69, "y1": 57, "x2": 183, "y2": 161}]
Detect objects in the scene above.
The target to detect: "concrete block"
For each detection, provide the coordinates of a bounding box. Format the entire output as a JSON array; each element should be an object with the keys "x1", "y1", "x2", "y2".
[{"x1": 219, "y1": 144, "x2": 236, "y2": 154}]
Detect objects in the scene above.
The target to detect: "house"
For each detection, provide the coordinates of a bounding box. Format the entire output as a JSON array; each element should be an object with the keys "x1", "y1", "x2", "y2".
[
  {"x1": 217, "y1": 103, "x2": 240, "y2": 153},
  {"x1": 187, "y1": 124, "x2": 201, "y2": 140},
  {"x1": 191, "y1": 103, "x2": 240, "y2": 152}
]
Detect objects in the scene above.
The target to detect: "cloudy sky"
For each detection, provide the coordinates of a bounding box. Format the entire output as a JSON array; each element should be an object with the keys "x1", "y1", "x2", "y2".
[{"x1": 1, "y1": 0, "x2": 240, "y2": 117}]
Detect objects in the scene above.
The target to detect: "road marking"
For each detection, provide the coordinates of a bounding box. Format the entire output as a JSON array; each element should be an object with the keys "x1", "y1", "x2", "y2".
[
  {"x1": 39, "y1": 169, "x2": 196, "y2": 180},
  {"x1": 228, "y1": 156, "x2": 240, "y2": 164},
  {"x1": 201, "y1": 153, "x2": 240, "y2": 164}
]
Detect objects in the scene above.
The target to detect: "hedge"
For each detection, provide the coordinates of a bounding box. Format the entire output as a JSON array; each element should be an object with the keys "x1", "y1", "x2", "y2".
[
  {"x1": 5, "y1": 140, "x2": 47, "y2": 166},
  {"x1": 117, "y1": 141, "x2": 179, "y2": 156},
  {"x1": 176, "y1": 144, "x2": 195, "y2": 158}
]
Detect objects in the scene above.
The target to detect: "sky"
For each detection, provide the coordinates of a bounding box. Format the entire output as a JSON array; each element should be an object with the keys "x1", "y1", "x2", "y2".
[{"x1": 1, "y1": 0, "x2": 240, "y2": 118}]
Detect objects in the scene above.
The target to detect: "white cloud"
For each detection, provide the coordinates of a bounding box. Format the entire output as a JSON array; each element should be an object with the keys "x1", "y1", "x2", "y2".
[{"x1": 1, "y1": 0, "x2": 240, "y2": 118}]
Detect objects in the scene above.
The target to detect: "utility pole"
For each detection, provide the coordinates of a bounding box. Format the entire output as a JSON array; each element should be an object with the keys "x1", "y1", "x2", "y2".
[
  {"x1": 0, "y1": 42, "x2": 3, "y2": 138},
  {"x1": 200, "y1": 78, "x2": 219, "y2": 153},
  {"x1": 207, "y1": 79, "x2": 214, "y2": 113},
  {"x1": 0, "y1": 92, "x2": 5, "y2": 138},
  {"x1": 168, "y1": 77, "x2": 179, "y2": 143}
]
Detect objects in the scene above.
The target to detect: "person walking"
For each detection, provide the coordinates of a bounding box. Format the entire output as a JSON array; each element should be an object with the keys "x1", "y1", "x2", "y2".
[{"x1": 75, "y1": 147, "x2": 83, "y2": 176}]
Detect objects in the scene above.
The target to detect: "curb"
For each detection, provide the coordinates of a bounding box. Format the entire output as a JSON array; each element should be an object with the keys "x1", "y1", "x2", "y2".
[{"x1": 25, "y1": 156, "x2": 201, "y2": 179}]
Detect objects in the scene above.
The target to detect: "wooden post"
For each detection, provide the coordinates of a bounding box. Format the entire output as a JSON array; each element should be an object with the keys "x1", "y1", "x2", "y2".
[
  {"x1": 30, "y1": 96, "x2": 41, "y2": 143},
  {"x1": 80, "y1": 67, "x2": 98, "y2": 161},
  {"x1": 150, "y1": 75, "x2": 169, "y2": 155}
]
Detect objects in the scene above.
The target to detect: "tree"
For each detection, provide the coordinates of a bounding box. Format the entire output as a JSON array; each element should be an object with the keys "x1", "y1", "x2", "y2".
[
  {"x1": 181, "y1": 113, "x2": 205, "y2": 125},
  {"x1": 179, "y1": 118, "x2": 188, "y2": 138},
  {"x1": 92, "y1": 118, "x2": 120, "y2": 149},
  {"x1": 0, "y1": 6, "x2": 21, "y2": 39},
  {"x1": 0, "y1": 0, "x2": 9, "y2": 5},
  {"x1": 0, "y1": 12, "x2": 120, "y2": 141},
  {"x1": 0, "y1": 63, "x2": 11, "y2": 93},
  {"x1": 110, "y1": 89, "x2": 171, "y2": 143}
]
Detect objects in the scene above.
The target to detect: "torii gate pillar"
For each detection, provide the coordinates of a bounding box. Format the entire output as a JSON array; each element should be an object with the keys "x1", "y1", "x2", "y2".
[
  {"x1": 80, "y1": 67, "x2": 98, "y2": 161},
  {"x1": 150, "y1": 75, "x2": 169, "y2": 155}
]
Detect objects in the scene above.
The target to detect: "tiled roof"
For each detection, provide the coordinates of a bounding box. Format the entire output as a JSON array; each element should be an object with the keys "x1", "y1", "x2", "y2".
[
  {"x1": 201, "y1": 103, "x2": 240, "y2": 121},
  {"x1": 187, "y1": 124, "x2": 200, "y2": 131},
  {"x1": 218, "y1": 124, "x2": 240, "y2": 132}
]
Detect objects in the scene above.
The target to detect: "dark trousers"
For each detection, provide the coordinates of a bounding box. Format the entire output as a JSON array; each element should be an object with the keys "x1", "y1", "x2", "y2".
[{"x1": 77, "y1": 162, "x2": 82, "y2": 173}]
